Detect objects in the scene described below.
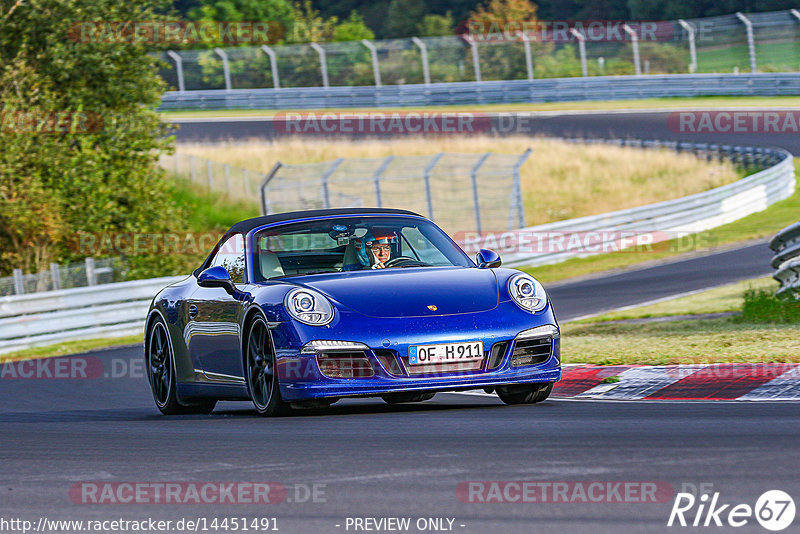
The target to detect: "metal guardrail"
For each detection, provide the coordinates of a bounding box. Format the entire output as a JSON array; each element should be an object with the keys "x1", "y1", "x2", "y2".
[
  {"x1": 483, "y1": 140, "x2": 796, "y2": 267},
  {"x1": 770, "y1": 222, "x2": 800, "y2": 296},
  {"x1": 0, "y1": 276, "x2": 184, "y2": 355},
  {"x1": 159, "y1": 73, "x2": 800, "y2": 110}
]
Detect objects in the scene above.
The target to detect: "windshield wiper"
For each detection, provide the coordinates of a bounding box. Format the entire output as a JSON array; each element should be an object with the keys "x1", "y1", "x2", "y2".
[{"x1": 270, "y1": 270, "x2": 338, "y2": 279}]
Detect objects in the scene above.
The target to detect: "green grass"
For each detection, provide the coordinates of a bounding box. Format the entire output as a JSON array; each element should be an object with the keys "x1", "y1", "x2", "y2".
[
  {"x1": 525, "y1": 162, "x2": 799, "y2": 284},
  {"x1": 697, "y1": 41, "x2": 800, "y2": 73},
  {"x1": 0, "y1": 335, "x2": 143, "y2": 363},
  {"x1": 575, "y1": 277, "x2": 776, "y2": 322},
  {"x1": 562, "y1": 318, "x2": 800, "y2": 365},
  {"x1": 160, "y1": 95, "x2": 800, "y2": 119},
  {"x1": 562, "y1": 275, "x2": 800, "y2": 365},
  {"x1": 740, "y1": 288, "x2": 800, "y2": 323}
]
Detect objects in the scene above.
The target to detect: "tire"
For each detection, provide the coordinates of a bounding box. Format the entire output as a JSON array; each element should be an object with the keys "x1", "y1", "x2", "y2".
[
  {"x1": 381, "y1": 392, "x2": 436, "y2": 404},
  {"x1": 496, "y1": 383, "x2": 553, "y2": 405},
  {"x1": 146, "y1": 317, "x2": 217, "y2": 415},
  {"x1": 245, "y1": 315, "x2": 291, "y2": 417}
]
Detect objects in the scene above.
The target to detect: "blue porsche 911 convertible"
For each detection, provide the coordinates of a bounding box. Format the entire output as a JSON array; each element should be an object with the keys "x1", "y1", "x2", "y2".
[{"x1": 145, "y1": 208, "x2": 560, "y2": 416}]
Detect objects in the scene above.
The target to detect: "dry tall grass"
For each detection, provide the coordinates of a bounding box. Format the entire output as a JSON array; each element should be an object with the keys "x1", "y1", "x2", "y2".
[{"x1": 175, "y1": 136, "x2": 738, "y2": 226}]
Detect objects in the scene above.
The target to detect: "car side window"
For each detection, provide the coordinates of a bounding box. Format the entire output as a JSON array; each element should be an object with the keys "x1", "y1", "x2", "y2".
[
  {"x1": 400, "y1": 227, "x2": 450, "y2": 265},
  {"x1": 209, "y1": 234, "x2": 245, "y2": 284}
]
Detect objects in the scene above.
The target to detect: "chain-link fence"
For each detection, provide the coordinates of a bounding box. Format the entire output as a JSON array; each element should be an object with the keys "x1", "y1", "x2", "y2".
[
  {"x1": 157, "y1": 9, "x2": 800, "y2": 92},
  {"x1": 0, "y1": 258, "x2": 120, "y2": 297},
  {"x1": 160, "y1": 152, "x2": 266, "y2": 202},
  {"x1": 258, "y1": 151, "x2": 530, "y2": 236}
]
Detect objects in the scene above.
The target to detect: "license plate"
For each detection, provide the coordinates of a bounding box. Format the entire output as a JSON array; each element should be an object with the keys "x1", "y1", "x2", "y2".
[{"x1": 408, "y1": 341, "x2": 484, "y2": 365}]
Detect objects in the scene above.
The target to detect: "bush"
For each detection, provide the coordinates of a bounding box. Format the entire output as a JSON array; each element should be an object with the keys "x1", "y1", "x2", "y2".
[{"x1": 739, "y1": 288, "x2": 800, "y2": 323}]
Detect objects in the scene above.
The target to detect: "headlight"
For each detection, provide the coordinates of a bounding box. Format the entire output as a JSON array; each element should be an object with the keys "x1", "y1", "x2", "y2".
[
  {"x1": 285, "y1": 288, "x2": 334, "y2": 326},
  {"x1": 507, "y1": 273, "x2": 547, "y2": 312}
]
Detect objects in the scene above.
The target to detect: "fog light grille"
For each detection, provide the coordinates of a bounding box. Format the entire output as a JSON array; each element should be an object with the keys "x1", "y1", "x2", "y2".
[
  {"x1": 487, "y1": 341, "x2": 510, "y2": 369},
  {"x1": 317, "y1": 352, "x2": 374, "y2": 378},
  {"x1": 510, "y1": 338, "x2": 552, "y2": 366},
  {"x1": 374, "y1": 349, "x2": 403, "y2": 376}
]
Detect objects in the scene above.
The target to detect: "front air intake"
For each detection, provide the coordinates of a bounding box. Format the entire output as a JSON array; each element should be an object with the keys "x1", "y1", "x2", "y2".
[
  {"x1": 316, "y1": 352, "x2": 374, "y2": 378},
  {"x1": 510, "y1": 338, "x2": 552, "y2": 366}
]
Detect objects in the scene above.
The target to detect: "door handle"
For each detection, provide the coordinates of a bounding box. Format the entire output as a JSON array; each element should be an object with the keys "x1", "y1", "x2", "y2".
[{"x1": 188, "y1": 305, "x2": 198, "y2": 319}]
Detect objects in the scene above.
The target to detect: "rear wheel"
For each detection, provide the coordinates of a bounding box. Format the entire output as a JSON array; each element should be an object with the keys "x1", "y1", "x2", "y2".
[
  {"x1": 146, "y1": 318, "x2": 216, "y2": 415},
  {"x1": 381, "y1": 392, "x2": 436, "y2": 404},
  {"x1": 496, "y1": 383, "x2": 553, "y2": 405},
  {"x1": 246, "y1": 316, "x2": 291, "y2": 417}
]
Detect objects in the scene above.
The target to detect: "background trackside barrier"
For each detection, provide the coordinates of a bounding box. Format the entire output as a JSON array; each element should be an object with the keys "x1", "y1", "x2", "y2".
[{"x1": 770, "y1": 221, "x2": 800, "y2": 296}]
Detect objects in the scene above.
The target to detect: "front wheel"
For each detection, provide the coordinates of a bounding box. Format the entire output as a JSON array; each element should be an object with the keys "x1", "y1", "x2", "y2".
[
  {"x1": 496, "y1": 383, "x2": 553, "y2": 405},
  {"x1": 245, "y1": 316, "x2": 291, "y2": 417},
  {"x1": 146, "y1": 318, "x2": 216, "y2": 415}
]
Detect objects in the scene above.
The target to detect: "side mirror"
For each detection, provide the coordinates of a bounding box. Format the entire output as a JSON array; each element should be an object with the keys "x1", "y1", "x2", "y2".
[
  {"x1": 475, "y1": 248, "x2": 501, "y2": 269},
  {"x1": 198, "y1": 265, "x2": 236, "y2": 294}
]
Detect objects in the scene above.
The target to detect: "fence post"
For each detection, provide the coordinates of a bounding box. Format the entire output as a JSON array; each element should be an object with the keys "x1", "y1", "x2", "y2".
[
  {"x1": 470, "y1": 153, "x2": 491, "y2": 235},
  {"x1": 260, "y1": 45, "x2": 280, "y2": 89},
  {"x1": 466, "y1": 36, "x2": 482, "y2": 82},
  {"x1": 259, "y1": 162, "x2": 283, "y2": 215},
  {"x1": 677, "y1": 19, "x2": 698, "y2": 73},
  {"x1": 85, "y1": 258, "x2": 96, "y2": 286},
  {"x1": 310, "y1": 43, "x2": 329, "y2": 88},
  {"x1": 735, "y1": 12, "x2": 757, "y2": 73},
  {"x1": 207, "y1": 159, "x2": 213, "y2": 190},
  {"x1": 12, "y1": 268, "x2": 24, "y2": 295},
  {"x1": 320, "y1": 159, "x2": 343, "y2": 209},
  {"x1": 511, "y1": 149, "x2": 532, "y2": 229},
  {"x1": 569, "y1": 28, "x2": 588, "y2": 77},
  {"x1": 423, "y1": 153, "x2": 444, "y2": 220},
  {"x1": 792, "y1": 9, "x2": 800, "y2": 22},
  {"x1": 50, "y1": 263, "x2": 61, "y2": 291},
  {"x1": 213, "y1": 48, "x2": 232, "y2": 90},
  {"x1": 622, "y1": 24, "x2": 641, "y2": 75},
  {"x1": 411, "y1": 37, "x2": 431, "y2": 85},
  {"x1": 243, "y1": 168, "x2": 250, "y2": 196},
  {"x1": 361, "y1": 39, "x2": 382, "y2": 87},
  {"x1": 372, "y1": 156, "x2": 394, "y2": 207},
  {"x1": 166, "y1": 50, "x2": 185, "y2": 92},
  {"x1": 190, "y1": 154, "x2": 196, "y2": 182},
  {"x1": 518, "y1": 31, "x2": 534, "y2": 80},
  {"x1": 224, "y1": 164, "x2": 231, "y2": 195}
]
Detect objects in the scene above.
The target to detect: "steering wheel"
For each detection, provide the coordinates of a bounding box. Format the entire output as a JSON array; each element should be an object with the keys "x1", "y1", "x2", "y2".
[{"x1": 384, "y1": 256, "x2": 426, "y2": 268}]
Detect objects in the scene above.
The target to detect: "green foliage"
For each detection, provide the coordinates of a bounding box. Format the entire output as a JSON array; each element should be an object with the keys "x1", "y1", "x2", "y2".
[
  {"x1": 416, "y1": 12, "x2": 454, "y2": 37},
  {"x1": 386, "y1": 0, "x2": 429, "y2": 37},
  {"x1": 739, "y1": 289, "x2": 800, "y2": 323},
  {"x1": 0, "y1": 0, "x2": 178, "y2": 276}
]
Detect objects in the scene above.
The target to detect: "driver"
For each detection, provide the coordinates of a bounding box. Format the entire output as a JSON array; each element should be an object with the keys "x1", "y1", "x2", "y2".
[{"x1": 355, "y1": 228, "x2": 398, "y2": 269}]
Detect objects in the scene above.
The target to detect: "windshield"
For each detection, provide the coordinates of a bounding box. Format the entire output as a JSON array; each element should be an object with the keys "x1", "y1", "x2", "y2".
[{"x1": 252, "y1": 216, "x2": 472, "y2": 281}]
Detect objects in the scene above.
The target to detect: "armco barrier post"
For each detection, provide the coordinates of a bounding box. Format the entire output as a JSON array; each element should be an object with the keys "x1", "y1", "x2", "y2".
[
  {"x1": 569, "y1": 28, "x2": 588, "y2": 77},
  {"x1": 677, "y1": 20, "x2": 698, "y2": 73},
  {"x1": 213, "y1": 48, "x2": 232, "y2": 90},
  {"x1": 518, "y1": 31, "x2": 534, "y2": 80},
  {"x1": 261, "y1": 45, "x2": 280, "y2": 89},
  {"x1": 85, "y1": 258, "x2": 96, "y2": 287},
  {"x1": 470, "y1": 153, "x2": 491, "y2": 235},
  {"x1": 373, "y1": 156, "x2": 394, "y2": 208},
  {"x1": 259, "y1": 162, "x2": 283, "y2": 215},
  {"x1": 320, "y1": 159, "x2": 344, "y2": 209},
  {"x1": 12, "y1": 269, "x2": 24, "y2": 296},
  {"x1": 411, "y1": 37, "x2": 431, "y2": 85},
  {"x1": 361, "y1": 40, "x2": 382, "y2": 87},
  {"x1": 622, "y1": 24, "x2": 641, "y2": 75},
  {"x1": 310, "y1": 43, "x2": 329, "y2": 88},
  {"x1": 736, "y1": 12, "x2": 757, "y2": 73},
  {"x1": 165, "y1": 50, "x2": 185, "y2": 92},
  {"x1": 50, "y1": 263, "x2": 61, "y2": 291},
  {"x1": 423, "y1": 153, "x2": 444, "y2": 220}
]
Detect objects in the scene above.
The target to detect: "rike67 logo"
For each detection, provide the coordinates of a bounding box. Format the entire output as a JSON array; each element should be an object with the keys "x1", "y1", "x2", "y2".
[{"x1": 668, "y1": 490, "x2": 795, "y2": 531}]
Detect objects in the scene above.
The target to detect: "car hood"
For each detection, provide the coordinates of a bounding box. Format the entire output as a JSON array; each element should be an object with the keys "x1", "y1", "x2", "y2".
[{"x1": 291, "y1": 267, "x2": 499, "y2": 318}]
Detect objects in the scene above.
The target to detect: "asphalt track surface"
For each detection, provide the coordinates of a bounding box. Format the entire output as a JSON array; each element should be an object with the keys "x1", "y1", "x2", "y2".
[
  {"x1": 2, "y1": 113, "x2": 795, "y2": 533},
  {"x1": 172, "y1": 110, "x2": 800, "y2": 155}
]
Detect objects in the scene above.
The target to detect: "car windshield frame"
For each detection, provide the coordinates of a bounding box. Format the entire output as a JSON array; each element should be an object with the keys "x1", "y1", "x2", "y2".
[{"x1": 246, "y1": 213, "x2": 474, "y2": 282}]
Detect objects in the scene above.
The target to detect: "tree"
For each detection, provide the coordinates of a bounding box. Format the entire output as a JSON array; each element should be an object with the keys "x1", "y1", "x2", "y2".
[
  {"x1": 0, "y1": 0, "x2": 178, "y2": 276},
  {"x1": 417, "y1": 12, "x2": 455, "y2": 37},
  {"x1": 386, "y1": 0, "x2": 429, "y2": 37}
]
